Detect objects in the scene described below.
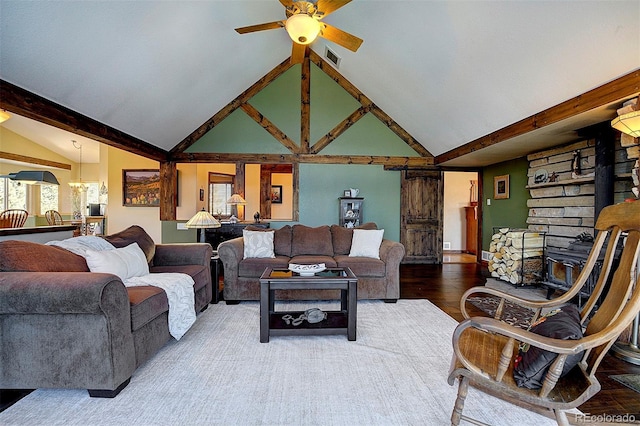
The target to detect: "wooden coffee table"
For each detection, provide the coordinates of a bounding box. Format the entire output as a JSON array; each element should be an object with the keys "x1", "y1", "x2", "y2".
[{"x1": 259, "y1": 267, "x2": 357, "y2": 343}]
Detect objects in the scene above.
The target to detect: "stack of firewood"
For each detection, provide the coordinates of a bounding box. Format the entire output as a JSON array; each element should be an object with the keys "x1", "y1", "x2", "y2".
[{"x1": 488, "y1": 228, "x2": 545, "y2": 285}]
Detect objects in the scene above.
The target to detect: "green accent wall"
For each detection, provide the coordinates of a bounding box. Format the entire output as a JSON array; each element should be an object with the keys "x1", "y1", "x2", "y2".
[
  {"x1": 481, "y1": 157, "x2": 530, "y2": 251},
  {"x1": 242, "y1": 164, "x2": 401, "y2": 242},
  {"x1": 185, "y1": 63, "x2": 419, "y2": 159},
  {"x1": 179, "y1": 61, "x2": 414, "y2": 242},
  {"x1": 299, "y1": 164, "x2": 401, "y2": 242},
  {"x1": 162, "y1": 221, "x2": 197, "y2": 243}
]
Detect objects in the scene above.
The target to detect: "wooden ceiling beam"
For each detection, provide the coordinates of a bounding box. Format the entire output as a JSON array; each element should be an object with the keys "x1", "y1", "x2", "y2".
[
  {"x1": 311, "y1": 106, "x2": 369, "y2": 154},
  {"x1": 435, "y1": 68, "x2": 640, "y2": 164},
  {"x1": 0, "y1": 80, "x2": 167, "y2": 162},
  {"x1": 308, "y1": 50, "x2": 433, "y2": 159},
  {"x1": 170, "y1": 58, "x2": 295, "y2": 155},
  {"x1": 300, "y1": 54, "x2": 311, "y2": 153},
  {"x1": 369, "y1": 105, "x2": 432, "y2": 157},
  {"x1": 0, "y1": 151, "x2": 71, "y2": 170},
  {"x1": 240, "y1": 103, "x2": 299, "y2": 153},
  {"x1": 171, "y1": 152, "x2": 433, "y2": 167}
]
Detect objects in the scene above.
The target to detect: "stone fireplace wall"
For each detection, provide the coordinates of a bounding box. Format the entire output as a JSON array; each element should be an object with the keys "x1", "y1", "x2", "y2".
[{"x1": 526, "y1": 138, "x2": 635, "y2": 251}]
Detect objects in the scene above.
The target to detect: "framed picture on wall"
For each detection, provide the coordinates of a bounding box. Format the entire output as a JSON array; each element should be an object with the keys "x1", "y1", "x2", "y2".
[
  {"x1": 494, "y1": 175, "x2": 510, "y2": 200},
  {"x1": 123, "y1": 169, "x2": 161, "y2": 206},
  {"x1": 271, "y1": 185, "x2": 282, "y2": 204}
]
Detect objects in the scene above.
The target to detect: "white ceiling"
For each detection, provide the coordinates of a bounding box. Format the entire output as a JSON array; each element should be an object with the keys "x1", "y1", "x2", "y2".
[{"x1": 1, "y1": 1, "x2": 639, "y2": 166}]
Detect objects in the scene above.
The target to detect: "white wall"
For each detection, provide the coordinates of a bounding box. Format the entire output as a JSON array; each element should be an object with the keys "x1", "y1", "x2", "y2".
[{"x1": 443, "y1": 171, "x2": 477, "y2": 251}]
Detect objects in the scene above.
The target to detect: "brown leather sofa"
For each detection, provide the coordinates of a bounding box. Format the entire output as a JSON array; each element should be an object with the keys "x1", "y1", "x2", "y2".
[
  {"x1": 0, "y1": 225, "x2": 212, "y2": 397},
  {"x1": 218, "y1": 223, "x2": 405, "y2": 303}
]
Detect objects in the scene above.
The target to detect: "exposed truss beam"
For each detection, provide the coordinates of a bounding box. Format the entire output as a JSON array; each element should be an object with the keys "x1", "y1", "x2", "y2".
[
  {"x1": 435, "y1": 69, "x2": 640, "y2": 164},
  {"x1": 171, "y1": 152, "x2": 432, "y2": 167},
  {"x1": 0, "y1": 80, "x2": 167, "y2": 162}
]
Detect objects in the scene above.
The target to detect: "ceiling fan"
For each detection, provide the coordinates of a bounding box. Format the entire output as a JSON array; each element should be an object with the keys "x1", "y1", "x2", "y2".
[{"x1": 235, "y1": 0, "x2": 363, "y2": 64}]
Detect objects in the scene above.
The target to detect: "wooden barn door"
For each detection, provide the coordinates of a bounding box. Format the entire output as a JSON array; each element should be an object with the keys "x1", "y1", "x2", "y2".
[{"x1": 400, "y1": 169, "x2": 443, "y2": 263}]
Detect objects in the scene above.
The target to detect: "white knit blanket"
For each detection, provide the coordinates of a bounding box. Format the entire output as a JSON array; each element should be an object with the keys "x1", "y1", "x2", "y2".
[
  {"x1": 124, "y1": 274, "x2": 196, "y2": 340},
  {"x1": 47, "y1": 236, "x2": 196, "y2": 340}
]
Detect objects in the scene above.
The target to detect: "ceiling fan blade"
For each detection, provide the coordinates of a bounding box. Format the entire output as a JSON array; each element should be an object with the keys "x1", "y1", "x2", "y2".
[
  {"x1": 279, "y1": 0, "x2": 295, "y2": 8},
  {"x1": 315, "y1": 0, "x2": 352, "y2": 18},
  {"x1": 290, "y1": 42, "x2": 306, "y2": 64},
  {"x1": 235, "y1": 21, "x2": 284, "y2": 34},
  {"x1": 319, "y1": 23, "x2": 363, "y2": 52}
]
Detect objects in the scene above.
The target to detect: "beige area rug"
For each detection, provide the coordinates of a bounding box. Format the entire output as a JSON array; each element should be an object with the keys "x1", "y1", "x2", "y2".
[{"x1": 0, "y1": 300, "x2": 558, "y2": 426}]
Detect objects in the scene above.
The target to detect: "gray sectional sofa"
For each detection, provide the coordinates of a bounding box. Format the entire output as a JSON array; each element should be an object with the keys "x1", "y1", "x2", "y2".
[
  {"x1": 0, "y1": 225, "x2": 212, "y2": 397},
  {"x1": 218, "y1": 223, "x2": 405, "y2": 302}
]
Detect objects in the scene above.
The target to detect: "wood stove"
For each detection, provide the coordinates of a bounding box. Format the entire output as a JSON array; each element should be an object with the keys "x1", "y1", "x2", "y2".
[{"x1": 541, "y1": 233, "x2": 602, "y2": 307}]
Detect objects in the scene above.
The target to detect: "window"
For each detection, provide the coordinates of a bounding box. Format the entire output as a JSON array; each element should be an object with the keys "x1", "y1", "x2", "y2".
[
  {"x1": 208, "y1": 173, "x2": 234, "y2": 216},
  {"x1": 0, "y1": 178, "x2": 27, "y2": 210},
  {"x1": 40, "y1": 184, "x2": 59, "y2": 213}
]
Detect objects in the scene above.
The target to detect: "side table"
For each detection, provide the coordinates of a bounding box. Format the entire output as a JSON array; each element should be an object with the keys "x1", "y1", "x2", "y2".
[{"x1": 210, "y1": 254, "x2": 222, "y2": 304}]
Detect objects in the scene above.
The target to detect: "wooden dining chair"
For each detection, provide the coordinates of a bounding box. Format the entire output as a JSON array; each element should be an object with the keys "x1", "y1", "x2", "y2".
[
  {"x1": 0, "y1": 209, "x2": 29, "y2": 228},
  {"x1": 45, "y1": 209, "x2": 64, "y2": 225},
  {"x1": 448, "y1": 201, "x2": 640, "y2": 425}
]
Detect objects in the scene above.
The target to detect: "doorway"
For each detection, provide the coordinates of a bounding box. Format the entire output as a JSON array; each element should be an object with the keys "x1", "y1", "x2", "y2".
[{"x1": 443, "y1": 171, "x2": 479, "y2": 264}]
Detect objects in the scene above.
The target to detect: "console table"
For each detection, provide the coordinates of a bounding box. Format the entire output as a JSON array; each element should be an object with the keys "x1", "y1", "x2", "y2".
[{"x1": 205, "y1": 222, "x2": 269, "y2": 250}]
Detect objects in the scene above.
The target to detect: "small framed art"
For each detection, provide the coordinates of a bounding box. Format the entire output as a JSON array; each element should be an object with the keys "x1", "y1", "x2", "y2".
[
  {"x1": 271, "y1": 185, "x2": 282, "y2": 204},
  {"x1": 123, "y1": 169, "x2": 161, "y2": 206},
  {"x1": 494, "y1": 175, "x2": 510, "y2": 200}
]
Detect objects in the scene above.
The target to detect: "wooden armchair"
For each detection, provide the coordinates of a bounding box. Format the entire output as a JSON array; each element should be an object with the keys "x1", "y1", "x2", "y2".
[
  {"x1": 0, "y1": 209, "x2": 28, "y2": 228},
  {"x1": 45, "y1": 209, "x2": 64, "y2": 225},
  {"x1": 448, "y1": 201, "x2": 640, "y2": 425}
]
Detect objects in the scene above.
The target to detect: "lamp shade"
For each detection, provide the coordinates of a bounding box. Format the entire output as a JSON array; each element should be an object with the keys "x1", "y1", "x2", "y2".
[
  {"x1": 185, "y1": 208, "x2": 221, "y2": 229},
  {"x1": 226, "y1": 194, "x2": 247, "y2": 205},
  {"x1": 285, "y1": 14, "x2": 320, "y2": 45},
  {"x1": 7, "y1": 170, "x2": 60, "y2": 185},
  {"x1": 612, "y1": 111, "x2": 640, "y2": 138},
  {"x1": 0, "y1": 110, "x2": 10, "y2": 124}
]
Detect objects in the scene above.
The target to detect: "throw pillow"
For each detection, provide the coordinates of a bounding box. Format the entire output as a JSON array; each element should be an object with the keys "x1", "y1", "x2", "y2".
[
  {"x1": 349, "y1": 229, "x2": 384, "y2": 259},
  {"x1": 103, "y1": 225, "x2": 156, "y2": 264},
  {"x1": 245, "y1": 225, "x2": 292, "y2": 257},
  {"x1": 243, "y1": 230, "x2": 276, "y2": 259},
  {"x1": 85, "y1": 242, "x2": 150, "y2": 281},
  {"x1": 513, "y1": 304, "x2": 584, "y2": 389},
  {"x1": 331, "y1": 222, "x2": 378, "y2": 255}
]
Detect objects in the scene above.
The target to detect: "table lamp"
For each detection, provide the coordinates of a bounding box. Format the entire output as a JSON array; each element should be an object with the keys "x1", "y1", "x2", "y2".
[
  {"x1": 185, "y1": 208, "x2": 221, "y2": 243},
  {"x1": 226, "y1": 193, "x2": 246, "y2": 223}
]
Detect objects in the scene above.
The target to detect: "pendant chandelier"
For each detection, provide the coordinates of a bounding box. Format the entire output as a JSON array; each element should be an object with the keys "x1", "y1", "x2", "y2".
[{"x1": 69, "y1": 140, "x2": 88, "y2": 192}]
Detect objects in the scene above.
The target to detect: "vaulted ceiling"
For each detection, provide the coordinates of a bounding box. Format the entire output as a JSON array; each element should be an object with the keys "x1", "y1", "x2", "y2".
[{"x1": 1, "y1": 1, "x2": 639, "y2": 167}]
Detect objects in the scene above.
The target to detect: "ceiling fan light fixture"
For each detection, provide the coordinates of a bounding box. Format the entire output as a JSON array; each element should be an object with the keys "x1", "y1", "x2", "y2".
[
  {"x1": 285, "y1": 14, "x2": 320, "y2": 45},
  {"x1": 611, "y1": 110, "x2": 640, "y2": 138}
]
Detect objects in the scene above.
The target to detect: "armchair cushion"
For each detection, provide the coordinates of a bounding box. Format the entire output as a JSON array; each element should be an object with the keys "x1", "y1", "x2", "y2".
[{"x1": 513, "y1": 304, "x2": 584, "y2": 389}]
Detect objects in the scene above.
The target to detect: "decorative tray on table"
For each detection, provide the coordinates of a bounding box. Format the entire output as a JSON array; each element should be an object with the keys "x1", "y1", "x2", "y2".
[{"x1": 288, "y1": 263, "x2": 326, "y2": 276}]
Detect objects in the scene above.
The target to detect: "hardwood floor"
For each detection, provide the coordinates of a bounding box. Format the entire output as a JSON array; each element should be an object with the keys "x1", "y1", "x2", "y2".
[{"x1": 402, "y1": 262, "x2": 640, "y2": 419}]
